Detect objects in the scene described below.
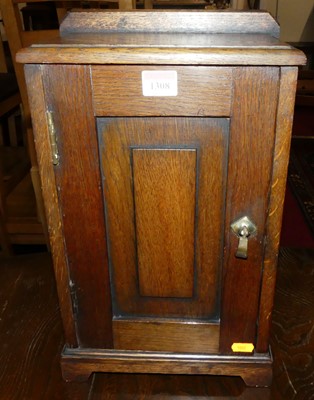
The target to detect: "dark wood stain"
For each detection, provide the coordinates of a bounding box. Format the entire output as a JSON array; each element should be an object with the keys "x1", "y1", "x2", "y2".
[
  {"x1": 219, "y1": 67, "x2": 279, "y2": 353},
  {"x1": 24, "y1": 64, "x2": 78, "y2": 347},
  {"x1": 133, "y1": 148, "x2": 196, "y2": 298},
  {"x1": 17, "y1": 10, "x2": 305, "y2": 388},
  {"x1": 0, "y1": 248, "x2": 313, "y2": 399},
  {"x1": 92, "y1": 66, "x2": 232, "y2": 117},
  {"x1": 16, "y1": 12, "x2": 306, "y2": 66},
  {"x1": 271, "y1": 248, "x2": 314, "y2": 400},
  {"x1": 60, "y1": 10, "x2": 281, "y2": 37},
  {"x1": 42, "y1": 65, "x2": 113, "y2": 349},
  {"x1": 256, "y1": 67, "x2": 299, "y2": 353},
  {"x1": 0, "y1": 253, "x2": 91, "y2": 400},
  {"x1": 113, "y1": 319, "x2": 220, "y2": 353},
  {"x1": 98, "y1": 117, "x2": 228, "y2": 319}
]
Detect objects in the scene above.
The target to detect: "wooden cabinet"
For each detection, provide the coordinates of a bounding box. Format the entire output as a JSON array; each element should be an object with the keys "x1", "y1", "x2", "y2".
[{"x1": 18, "y1": 10, "x2": 305, "y2": 387}]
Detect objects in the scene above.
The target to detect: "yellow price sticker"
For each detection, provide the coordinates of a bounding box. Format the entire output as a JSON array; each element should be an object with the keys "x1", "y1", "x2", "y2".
[{"x1": 231, "y1": 343, "x2": 254, "y2": 353}]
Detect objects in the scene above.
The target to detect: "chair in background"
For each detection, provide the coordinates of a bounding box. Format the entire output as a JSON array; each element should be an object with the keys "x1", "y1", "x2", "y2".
[
  {"x1": 0, "y1": 0, "x2": 139, "y2": 252},
  {"x1": 0, "y1": 28, "x2": 29, "y2": 254},
  {"x1": 1, "y1": 1, "x2": 57, "y2": 250}
]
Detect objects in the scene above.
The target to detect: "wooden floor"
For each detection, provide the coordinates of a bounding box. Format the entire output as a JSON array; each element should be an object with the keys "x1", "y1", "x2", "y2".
[{"x1": 0, "y1": 247, "x2": 313, "y2": 399}]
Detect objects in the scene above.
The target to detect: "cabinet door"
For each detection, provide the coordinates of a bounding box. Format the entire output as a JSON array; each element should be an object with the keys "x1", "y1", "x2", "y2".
[{"x1": 97, "y1": 117, "x2": 229, "y2": 353}]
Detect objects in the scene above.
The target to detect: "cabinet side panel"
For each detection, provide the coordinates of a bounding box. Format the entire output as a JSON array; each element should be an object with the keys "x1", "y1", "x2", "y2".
[
  {"x1": 24, "y1": 64, "x2": 77, "y2": 347},
  {"x1": 42, "y1": 65, "x2": 113, "y2": 348},
  {"x1": 256, "y1": 67, "x2": 298, "y2": 353},
  {"x1": 220, "y1": 67, "x2": 279, "y2": 353}
]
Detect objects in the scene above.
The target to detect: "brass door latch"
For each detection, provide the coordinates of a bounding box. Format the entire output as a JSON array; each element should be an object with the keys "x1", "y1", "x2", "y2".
[{"x1": 231, "y1": 216, "x2": 257, "y2": 259}]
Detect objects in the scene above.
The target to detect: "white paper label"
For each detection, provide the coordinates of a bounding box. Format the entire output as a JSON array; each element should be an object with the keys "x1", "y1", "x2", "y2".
[{"x1": 142, "y1": 70, "x2": 178, "y2": 97}]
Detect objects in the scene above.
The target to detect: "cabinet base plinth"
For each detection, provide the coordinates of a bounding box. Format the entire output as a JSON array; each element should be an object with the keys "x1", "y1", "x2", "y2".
[{"x1": 61, "y1": 347, "x2": 273, "y2": 387}]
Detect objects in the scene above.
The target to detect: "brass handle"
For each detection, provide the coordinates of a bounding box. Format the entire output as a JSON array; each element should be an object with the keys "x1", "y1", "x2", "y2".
[
  {"x1": 236, "y1": 226, "x2": 249, "y2": 259},
  {"x1": 231, "y1": 217, "x2": 257, "y2": 260}
]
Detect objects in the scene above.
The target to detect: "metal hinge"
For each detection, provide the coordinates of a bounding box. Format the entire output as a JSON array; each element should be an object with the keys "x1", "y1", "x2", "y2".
[
  {"x1": 46, "y1": 111, "x2": 60, "y2": 166},
  {"x1": 69, "y1": 280, "x2": 78, "y2": 320}
]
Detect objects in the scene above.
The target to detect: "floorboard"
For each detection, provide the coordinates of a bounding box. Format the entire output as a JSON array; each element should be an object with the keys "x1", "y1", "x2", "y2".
[
  {"x1": 0, "y1": 253, "x2": 91, "y2": 399},
  {"x1": 0, "y1": 248, "x2": 313, "y2": 399},
  {"x1": 271, "y1": 248, "x2": 314, "y2": 400}
]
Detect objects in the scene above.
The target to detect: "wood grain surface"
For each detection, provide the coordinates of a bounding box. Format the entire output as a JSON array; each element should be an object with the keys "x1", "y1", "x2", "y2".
[
  {"x1": 256, "y1": 67, "x2": 299, "y2": 353},
  {"x1": 61, "y1": 347, "x2": 272, "y2": 386},
  {"x1": 59, "y1": 10, "x2": 280, "y2": 37},
  {"x1": 23, "y1": 32, "x2": 292, "y2": 49},
  {"x1": 0, "y1": 253, "x2": 91, "y2": 400},
  {"x1": 17, "y1": 46, "x2": 306, "y2": 67},
  {"x1": 92, "y1": 66, "x2": 232, "y2": 117},
  {"x1": 16, "y1": 11, "x2": 306, "y2": 67},
  {"x1": 98, "y1": 117, "x2": 228, "y2": 319},
  {"x1": 1, "y1": 248, "x2": 313, "y2": 398},
  {"x1": 271, "y1": 248, "x2": 314, "y2": 399},
  {"x1": 133, "y1": 148, "x2": 196, "y2": 298},
  {"x1": 113, "y1": 319, "x2": 220, "y2": 353},
  {"x1": 24, "y1": 64, "x2": 78, "y2": 347},
  {"x1": 219, "y1": 67, "x2": 279, "y2": 353},
  {"x1": 16, "y1": 12, "x2": 307, "y2": 390},
  {"x1": 42, "y1": 65, "x2": 113, "y2": 349}
]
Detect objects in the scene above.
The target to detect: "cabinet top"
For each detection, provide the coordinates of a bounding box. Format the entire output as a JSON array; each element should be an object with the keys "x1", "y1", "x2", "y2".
[{"x1": 17, "y1": 10, "x2": 306, "y2": 66}]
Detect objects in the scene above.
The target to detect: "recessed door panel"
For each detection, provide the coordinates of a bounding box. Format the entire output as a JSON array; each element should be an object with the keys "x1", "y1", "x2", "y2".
[
  {"x1": 133, "y1": 148, "x2": 196, "y2": 298},
  {"x1": 98, "y1": 117, "x2": 229, "y2": 324}
]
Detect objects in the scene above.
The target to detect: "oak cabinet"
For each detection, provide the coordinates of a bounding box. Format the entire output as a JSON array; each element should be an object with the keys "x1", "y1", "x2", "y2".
[{"x1": 18, "y1": 10, "x2": 305, "y2": 387}]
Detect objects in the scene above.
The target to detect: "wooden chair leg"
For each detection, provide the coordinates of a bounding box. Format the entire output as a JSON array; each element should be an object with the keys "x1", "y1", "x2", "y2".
[
  {"x1": 144, "y1": 0, "x2": 153, "y2": 8},
  {"x1": 0, "y1": 123, "x2": 3, "y2": 145},
  {"x1": 8, "y1": 109, "x2": 20, "y2": 146},
  {"x1": 0, "y1": 208, "x2": 13, "y2": 255},
  {"x1": 118, "y1": 0, "x2": 135, "y2": 9}
]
